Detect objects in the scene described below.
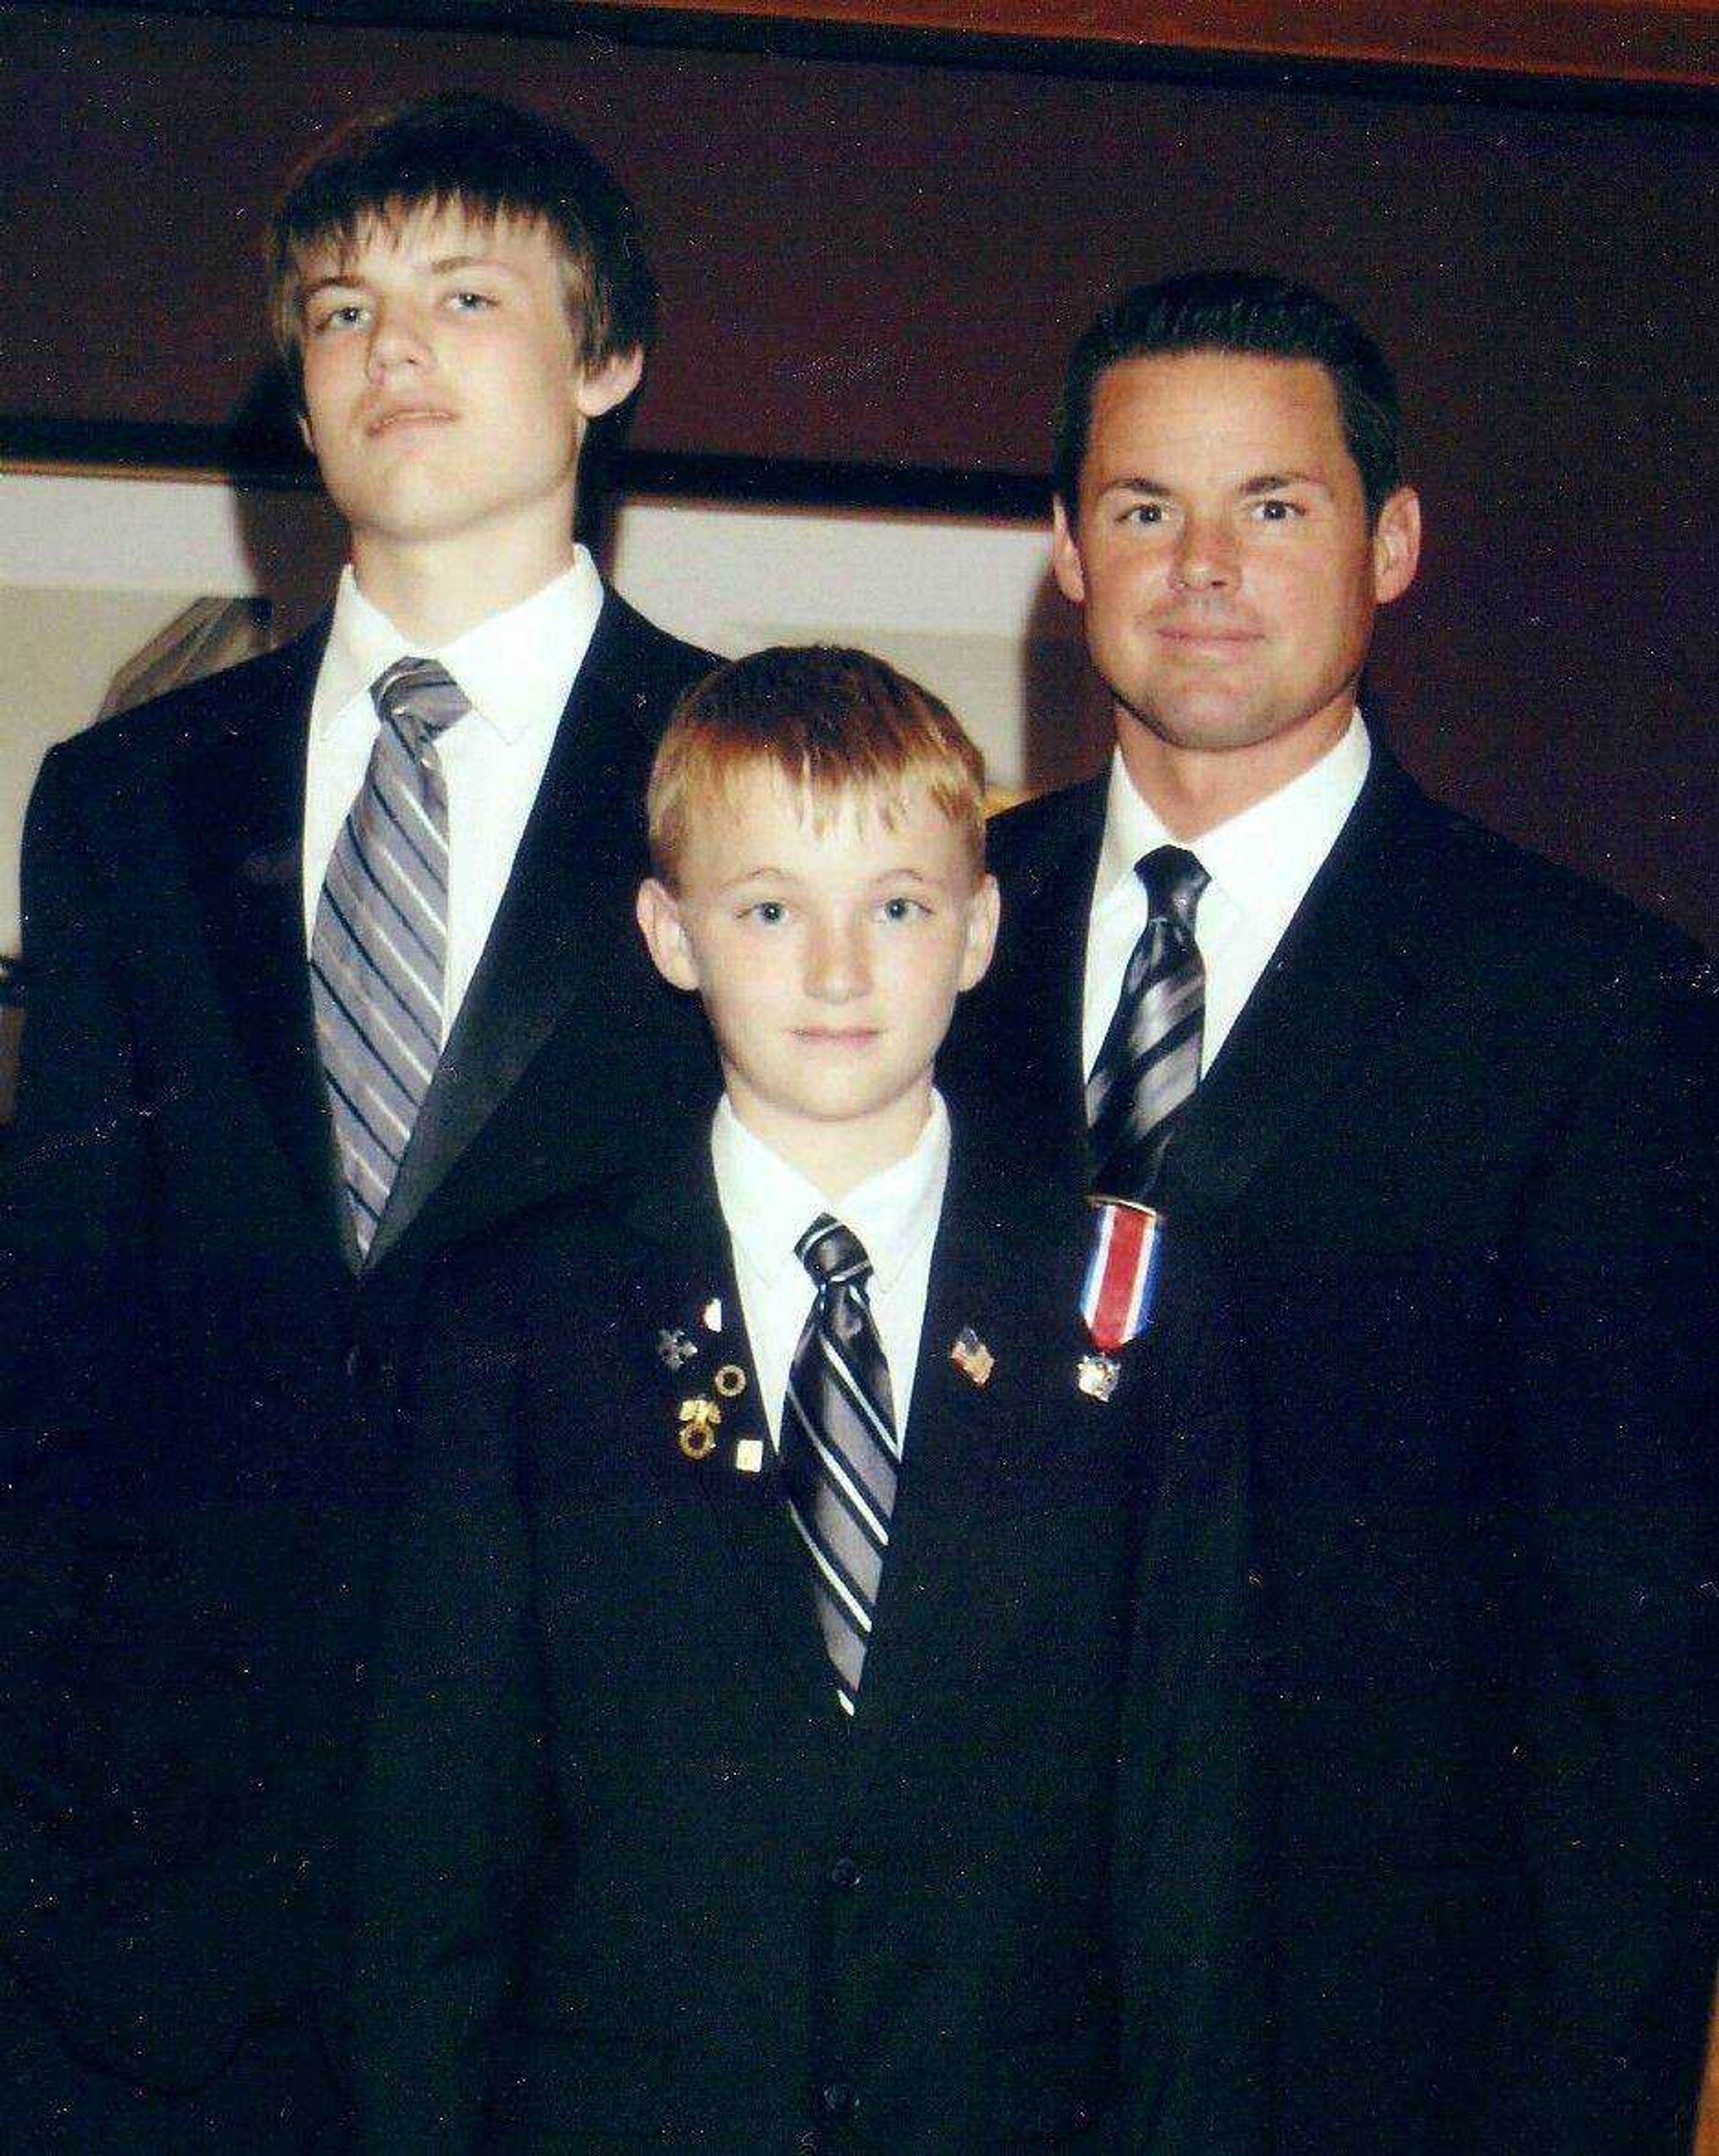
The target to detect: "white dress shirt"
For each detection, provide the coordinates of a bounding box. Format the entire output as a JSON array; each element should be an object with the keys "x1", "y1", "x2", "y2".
[
  {"x1": 302, "y1": 552, "x2": 604, "y2": 1043},
  {"x1": 1082, "y1": 714, "x2": 1372, "y2": 1080},
  {"x1": 710, "y1": 1092, "x2": 952, "y2": 1452}
]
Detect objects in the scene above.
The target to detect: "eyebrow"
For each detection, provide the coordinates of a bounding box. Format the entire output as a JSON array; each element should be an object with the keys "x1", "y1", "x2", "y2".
[
  {"x1": 1239, "y1": 469, "x2": 1329, "y2": 496},
  {"x1": 1099, "y1": 468, "x2": 1330, "y2": 499},
  {"x1": 300, "y1": 252, "x2": 516, "y2": 298}
]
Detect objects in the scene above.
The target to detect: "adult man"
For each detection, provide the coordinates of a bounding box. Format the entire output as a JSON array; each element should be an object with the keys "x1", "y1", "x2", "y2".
[
  {"x1": 0, "y1": 95, "x2": 713, "y2": 2146},
  {"x1": 941, "y1": 272, "x2": 1715, "y2": 2152}
]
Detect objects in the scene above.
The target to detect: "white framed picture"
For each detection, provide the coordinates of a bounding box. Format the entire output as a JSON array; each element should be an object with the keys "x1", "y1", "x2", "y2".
[{"x1": 0, "y1": 465, "x2": 1103, "y2": 962}]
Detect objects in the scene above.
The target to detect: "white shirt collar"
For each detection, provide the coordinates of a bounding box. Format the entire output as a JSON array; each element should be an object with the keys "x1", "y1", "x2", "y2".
[
  {"x1": 1095, "y1": 710, "x2": 1371, "y2": 930},
  {"x1": 313, "y1": 550, "x2": 604, "y2": 743},
  {"x1": 711, "y1": 1091, "x2": 952, "y2": 1298}
]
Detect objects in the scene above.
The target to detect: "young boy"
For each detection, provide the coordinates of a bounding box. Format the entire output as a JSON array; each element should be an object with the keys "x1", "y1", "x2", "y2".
[
  {"x1": 353, "y1": 648, "x2": 1253, "y2": 2152},
  {"x1": 1, "y1": 94, "x2": 712, "y2": 2145}
]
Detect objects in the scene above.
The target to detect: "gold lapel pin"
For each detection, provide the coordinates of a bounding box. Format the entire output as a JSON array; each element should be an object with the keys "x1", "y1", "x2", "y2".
[
  {"x1": 713, "y1": 1363, "x2": 747, "y2": 1399},
  {"x1": 677, "y1": 1396, "x2": 722, "y2": 1460},
  {"x1": 949, "y1": 1327, "x2": 994, "y2": 1387}
]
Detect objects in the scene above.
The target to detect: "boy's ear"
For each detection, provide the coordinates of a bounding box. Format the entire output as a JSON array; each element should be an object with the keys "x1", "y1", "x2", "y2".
[
  {"x1": 636, "y1": 877, "x2": 700, "y2": 991},
  {"x1": 576, "y1": 345, "x2": 645, "y2": 420},
  {"x1": 957, "y1": 872, "x2": 1001, "y2": 993}
]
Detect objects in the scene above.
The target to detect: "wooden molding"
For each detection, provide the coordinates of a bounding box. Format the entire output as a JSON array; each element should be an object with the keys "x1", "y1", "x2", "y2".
[
  {"x1": 90, "y1": 0, "x2": 1719, "y2": 88},
  {"x1": 597, "y1": 0, "x2": 1719, "y2": 84}
]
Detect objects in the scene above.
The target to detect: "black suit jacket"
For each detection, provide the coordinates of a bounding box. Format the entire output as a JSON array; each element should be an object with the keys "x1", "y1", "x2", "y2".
[
  {"x1": 0, "y1": 592, "x2": 716, "y2": 2139},
  {"x1": 351, "y1": 1134, "x2": 1255, "y2": 2153},
  {"x1": 940, "y1": 749, "x2": 1716, "y2": 2154}
]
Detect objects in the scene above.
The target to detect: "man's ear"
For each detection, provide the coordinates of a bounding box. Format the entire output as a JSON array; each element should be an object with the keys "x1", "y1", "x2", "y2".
[
  {"x1": 636, "y1": 878, "x2": 701, "y2": 991},
  {"x1": 957, "y1": 873, "x2": 1002, "y2": 993},
  {"x1": 577, "y1": 345, "x2": 645, "y2": 420},
  {"x1": 1050, "y1": 497, "x2": 1087, "y2": 607},
  {"x1": 1372, "y1": 485, "x2": 1422, "y2": 605}
]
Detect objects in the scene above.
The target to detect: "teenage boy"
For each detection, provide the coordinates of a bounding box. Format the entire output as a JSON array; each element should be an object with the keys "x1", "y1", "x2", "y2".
[
  {"x1": 353, "y1": 647, "x2": 1254, "y2": 2153},
  {"x1": 0, "y1": 96, "x2": 713, "y2": 2146},
  {"x1": 940, "y1": 272, "x2": 1716, "y2": 2152}
]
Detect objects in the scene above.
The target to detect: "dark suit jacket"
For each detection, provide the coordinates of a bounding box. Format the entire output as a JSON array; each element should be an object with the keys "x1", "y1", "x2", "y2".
[
  {"x1": 0, "y1": 592, "x2": 716, "y2": 2143},
  {"x1": 350, "y1": 1133, "x2": 1255, "y2": 2153},
  {"x1": 939, "y1": 747, "x2": 1716, "y2": 2154}
]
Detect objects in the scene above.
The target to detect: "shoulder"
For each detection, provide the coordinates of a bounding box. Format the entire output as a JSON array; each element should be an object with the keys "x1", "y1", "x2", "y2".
[
  {"x1": 590, "y1": 590, "x2": 719, "y2": 716},
  {"x1": 430, "y1": 1186, "x2": 656, "y2": 1343},
  {"x1": 984, "y1": 771, "x2": 1106, "y2": 882},
  {"x1": 30, "y1": 627, "x2": 321, "y2": 808},
  {"x1": 1376, "y1": 759, "x2": 1706, "y2": 1004}
]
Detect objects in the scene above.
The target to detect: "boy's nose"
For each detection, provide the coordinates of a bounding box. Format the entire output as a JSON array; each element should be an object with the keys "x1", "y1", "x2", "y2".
[
  {"x1": 366, "y1": 304, "x2": 432, "y2": 380},
  {"x1": 805, "y1": 922, "x2": 869, "y2": 1001}
]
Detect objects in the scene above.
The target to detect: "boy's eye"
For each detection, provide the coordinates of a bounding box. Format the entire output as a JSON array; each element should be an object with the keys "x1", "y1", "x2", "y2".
[
  {"x1": 311, "y1": 301, "x2": 367, "y2": 334},
  {"x1": 1251, "y1": 497, "x2": 1304, "y2": 522},
  {"x1": 880, "y1": 896, "x2": 931, "y2": 923},
  {"x1": 744, "y1": 900, "x2": 788, "y2": 925},
  {"x1": 447, "y1": 289, "x2": 497, "y2": 313}
]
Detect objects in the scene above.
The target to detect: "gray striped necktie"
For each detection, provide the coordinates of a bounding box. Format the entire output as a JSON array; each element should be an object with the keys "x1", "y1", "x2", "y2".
[
  {"x1": 1086, "y1": 844, "x2": 1210, "y2": 1202},
  {"x1": 781, "y1": 1217, "x2": 900, "y2": 1718},
  {"x1": 310, "y1": 656, "x2": 469, "y2": 1259}
]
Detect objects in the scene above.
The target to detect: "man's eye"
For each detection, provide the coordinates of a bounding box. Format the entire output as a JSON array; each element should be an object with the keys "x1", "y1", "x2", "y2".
[
  {"x1": 880, "y1": 896, "x2": 930, "y2": 922},
  {"x1": 1122, "y1": 502, "x2": 1166, "y2": 526},
  {"x1": 448, "y1": 290, "x2": 497, "y2": 312},
  {"x1": 312, "y1": 302, "x2": 366, "y2": 334},
  {"x1": 746, "y1": 900, "x2": 787, "y2": 925},
  {"x1": 1253, "y1": 497, "x2": 1302, "y2": 521}
]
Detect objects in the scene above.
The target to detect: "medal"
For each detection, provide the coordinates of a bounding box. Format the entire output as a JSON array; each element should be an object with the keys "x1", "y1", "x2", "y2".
[{"x1": 1076, "y1": 1197, "x2": 1163, "y2": 1400}]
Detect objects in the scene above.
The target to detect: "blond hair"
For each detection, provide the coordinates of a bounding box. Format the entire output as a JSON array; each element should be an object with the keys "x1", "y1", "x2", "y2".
[{"x1": 648, "y1": 647, "x2": 987, "y2": 888}]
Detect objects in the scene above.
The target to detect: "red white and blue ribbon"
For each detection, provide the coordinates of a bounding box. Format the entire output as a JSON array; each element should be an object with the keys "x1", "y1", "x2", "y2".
[{"x1": 1079, "y1": 1198, "x2": 1163, "y2": 1353}]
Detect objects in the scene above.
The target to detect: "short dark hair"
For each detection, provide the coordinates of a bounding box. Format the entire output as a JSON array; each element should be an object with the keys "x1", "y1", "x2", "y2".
[
  {"x1": 266, "y1": 93, "x2": 656, "y2": 409},
  {"x1": 1052, "y1": 271, "x2": 1403, "y2": 524}
]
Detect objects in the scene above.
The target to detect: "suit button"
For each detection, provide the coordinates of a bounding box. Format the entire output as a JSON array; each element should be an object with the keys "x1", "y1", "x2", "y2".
[
  {"x1": 827, "y1": 1855, "x2": 860, "y2": 1890},
  {"x1": 820, "y1": 2081, "x2": 855, "y2": 2117}
]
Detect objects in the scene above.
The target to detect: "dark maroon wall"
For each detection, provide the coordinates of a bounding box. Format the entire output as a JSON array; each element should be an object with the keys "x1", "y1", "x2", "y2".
[{"x1": 1, "y1": 5, "x2": 1713, "y2": 939}]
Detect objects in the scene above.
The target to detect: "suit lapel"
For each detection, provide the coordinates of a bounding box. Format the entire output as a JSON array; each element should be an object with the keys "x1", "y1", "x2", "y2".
[
  {"x1": 369, "y1": 593, "x2": 674, "y2": 1267},
  {"x1": 954, "y1": 775, "x2": 1104, "y2": 1183},
  {"x1": 171, "y1": 620, "x2": 352, "y2": 1264},
  {"x1": 1159, "y1": 751, "x2": 1431, "y2": 1226},
  {"x1": 624, "y1": 1153, "x2": 847, "y2": 1729},
  {"x1": 845, "y1": 1139, "x2": 1089, "y2": 1762}
]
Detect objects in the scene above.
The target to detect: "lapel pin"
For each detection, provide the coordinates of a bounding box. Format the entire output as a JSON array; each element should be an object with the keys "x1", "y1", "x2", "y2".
[
  {"x1": 701, "y1": 1297, "x2": 723, "y2": 1333},
  {"x1": 677, "y1": 1396, "x2": 722, "y2": 1460},
  {"x1": 1075, "y1": 1198, "x2": 1164, "y2": 1403},
  {"x1": 656, "y1": 1326, "x2": 697, "y2": 1372},
  {"x1": 949, "y1": 1327, "x2": 994, "y2": 1386},
  {"x1": 733, "y1": 1436, "x2": 765, "y2": 1476},
  {"x1": 713, "y1": 1362, "x2": 747, "y2": 1399}
]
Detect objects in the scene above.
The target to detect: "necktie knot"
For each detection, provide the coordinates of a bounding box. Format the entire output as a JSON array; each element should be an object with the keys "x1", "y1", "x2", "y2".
[
  {"x1": 372, "y1": 657, "x2": 469, "y2": 757},
  {"x1": 1137, "y1": 845, "x2": 1209, "y2": 934},
  {"x1": 796, "y1": 1214, "x2": 872, "y2": 1293}
]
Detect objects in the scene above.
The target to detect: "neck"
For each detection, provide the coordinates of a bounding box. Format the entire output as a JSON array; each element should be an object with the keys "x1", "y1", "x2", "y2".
[
  {"x1": 1116, "y1": 697, "x2": 1355, "y2": 839},
  {"x1": 350, "y1": 522, "x2": 577, "y2": 649},
  {"x1": 727, "y1": 1084, "x2": 934, "y2": 1202}
]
